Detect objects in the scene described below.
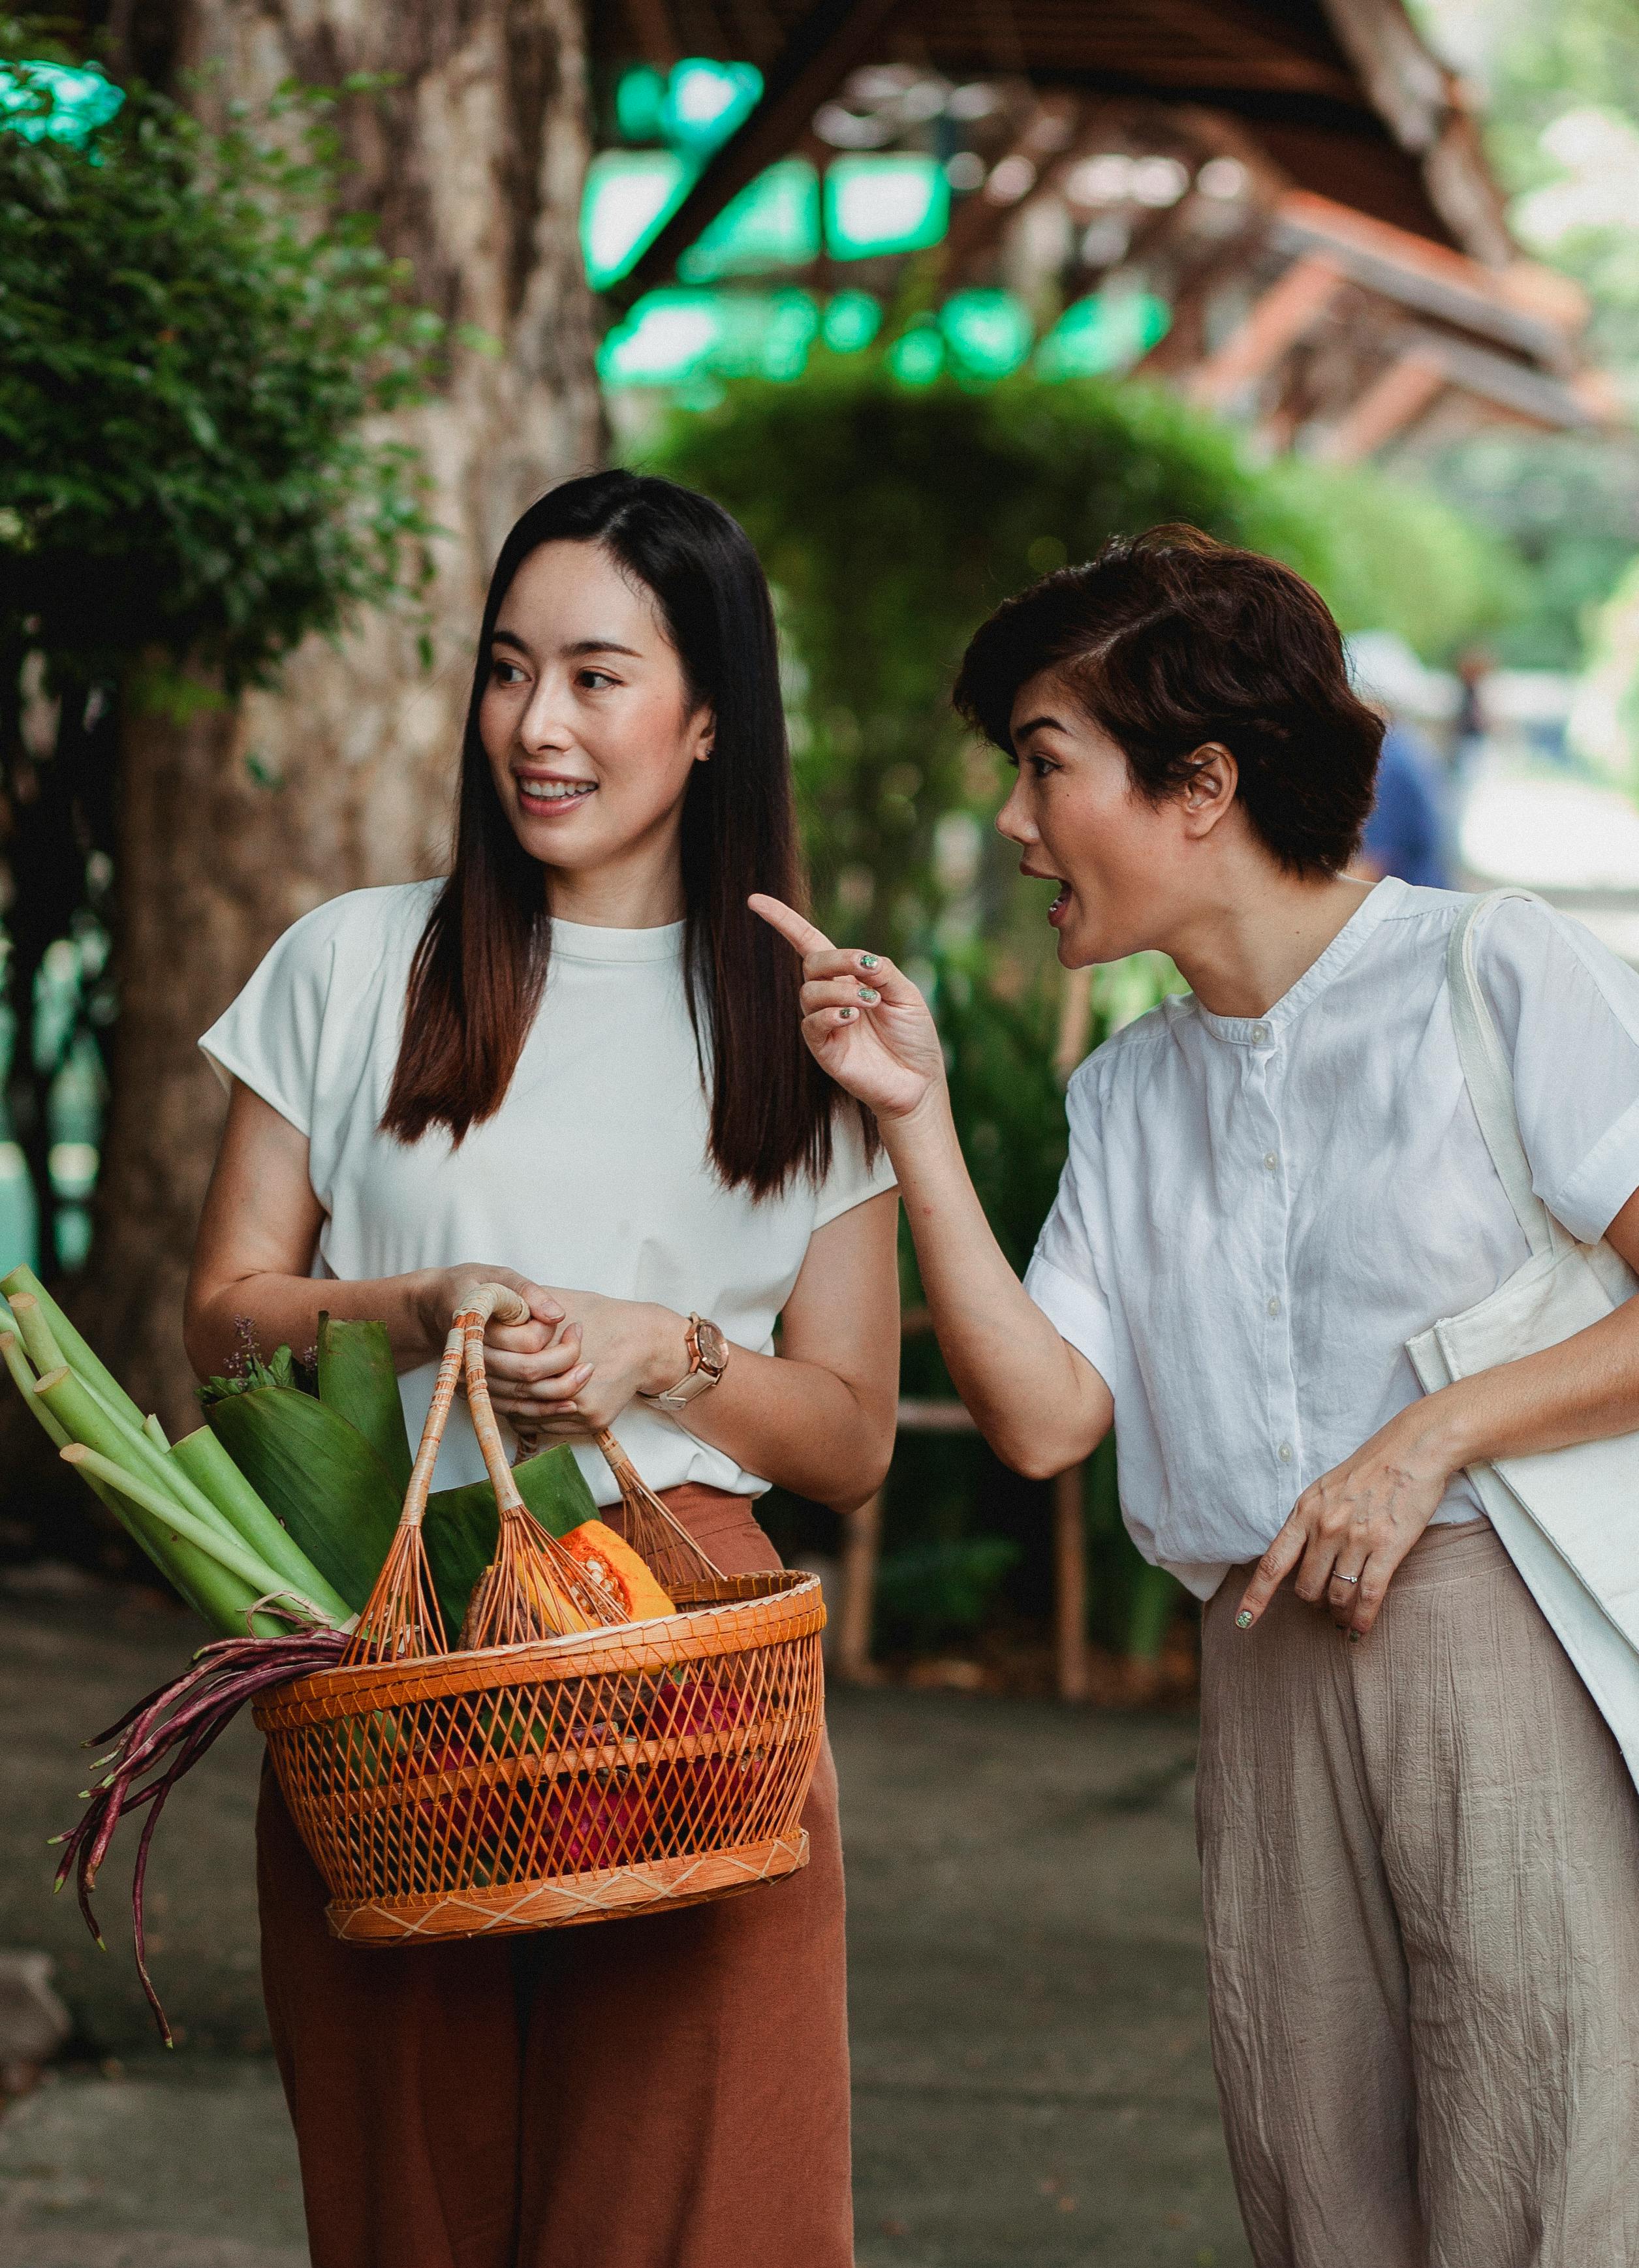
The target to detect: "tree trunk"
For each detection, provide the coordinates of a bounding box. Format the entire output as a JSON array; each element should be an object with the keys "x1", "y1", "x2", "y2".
[{"x1": 75, "y1": 0, "x2": 604, "y2": 1435}]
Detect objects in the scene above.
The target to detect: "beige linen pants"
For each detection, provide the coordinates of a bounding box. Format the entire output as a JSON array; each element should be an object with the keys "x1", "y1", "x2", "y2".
[{"x1": 1198, "y1": 1519, "x2": 1639, "y2": 2268}]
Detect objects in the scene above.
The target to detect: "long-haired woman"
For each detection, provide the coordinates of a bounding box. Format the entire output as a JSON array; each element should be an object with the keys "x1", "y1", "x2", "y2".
[
  {"x1": 757, "y1": 527, "x2": 1639, "y2": 2266},
  {"x1": 185, "y1": 469, "x2": 898, "y2": 2268}
]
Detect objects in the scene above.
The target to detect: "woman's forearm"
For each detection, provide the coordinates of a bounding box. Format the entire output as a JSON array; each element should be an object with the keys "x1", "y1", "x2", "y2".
[
  {"x1": 883, "y1": 1093, "x2": 1112, "y2": 1478},
  {"x1": 183, "y1": 1269, "x2": 441, "y2": 1380},
  {"x1": 1414, "y1": 1292, "x2": 1639, "y2": 1476},
  {"x1": 676, "y1": 1343, "x2": 892, "y2": 1513}
]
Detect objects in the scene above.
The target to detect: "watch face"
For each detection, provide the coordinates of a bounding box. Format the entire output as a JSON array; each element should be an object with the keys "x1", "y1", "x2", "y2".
[{"x1": 694, "y1": 1318, "x2": 729, "y2": 1375}]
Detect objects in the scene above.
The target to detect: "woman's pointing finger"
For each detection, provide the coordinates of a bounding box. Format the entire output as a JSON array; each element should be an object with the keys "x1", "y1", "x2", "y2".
[{"x1": 749, "y1": 893, "x2": 835, "y2": 958}]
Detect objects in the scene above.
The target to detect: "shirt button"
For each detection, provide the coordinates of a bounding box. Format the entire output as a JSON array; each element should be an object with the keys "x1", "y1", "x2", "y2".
[
  {"x1": 1278, "y1": 1441, "x2": 1294, "y2": 1463},
  {"x1": 1253, "y1": 1024, "x2": 1270, "y2": 1045},
  {"x1": 1267, "y1": 1296, "x2": 1281, "y2": 1316},
  {"x1": 1263, "y1": 1151, "x2": 1279, "y2": 1172}
]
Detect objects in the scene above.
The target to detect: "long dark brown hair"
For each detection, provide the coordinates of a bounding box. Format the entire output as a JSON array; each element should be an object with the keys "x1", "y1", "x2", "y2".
[{"x1": 381, "y1": 469, "x2": 866, "y2": 1194}]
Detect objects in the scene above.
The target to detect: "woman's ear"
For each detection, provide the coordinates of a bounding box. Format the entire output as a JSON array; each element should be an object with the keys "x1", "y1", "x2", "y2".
[
  {"x1": 1179, "y1": 743, "x2": 1237, "y2": 838},
  {"x1": 693, "y1": 707, "x2": 716, "y2": 765}
]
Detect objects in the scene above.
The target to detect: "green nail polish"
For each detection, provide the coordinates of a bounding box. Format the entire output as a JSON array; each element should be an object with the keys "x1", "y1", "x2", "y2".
[
  {"x1": 1235, "y1": 1610, "x2": 1253, "y2": 1630},
  {"x1": 838, "y1": 1006, "x2": 854, "y2": 1021},
  {"x1": 858, "y1": 986, "x2": 880, "y2": 1003},
  {"x1": 1349, "y1": 1630, "x2": 1362, "y2": 1644},
  {"x1": 860, "y1": 952, "x2": 880, "y2": 969}
]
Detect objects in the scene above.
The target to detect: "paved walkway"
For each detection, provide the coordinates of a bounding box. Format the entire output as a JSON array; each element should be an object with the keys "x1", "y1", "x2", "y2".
[{"x1": 0, "y1": 1583, "x2": 1249, "y2": 2266}]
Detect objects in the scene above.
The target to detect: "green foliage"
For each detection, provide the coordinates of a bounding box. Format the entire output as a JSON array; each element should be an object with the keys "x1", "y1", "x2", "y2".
[
  {"x1": 198, "y1": 1326, "x2": 316, "y2": 1408},
  {"x1": 0, "y1": 65, "x2": 441, "y2": 694},
  {"x1": 647, "y1": 355, "x2": 1512, "y2": 951},
  {"x1": 1425, "y1": 427, "x2": 1639, "y2": 668},
  {"x1": 649, "y1": 356, "x2": 1322, "y2": 955},
  {"x1": 927, "y1": 954, "x2": 1069, "y2": 1275},
  {"x1": 1429, "y1": 0, "x2": 1639, "y2": 382},
  {"x1": 1264, "y1": 457, "x2": 1526, "y2": 662},
  {"x1": 1410, "y1": 0, "x2": 1639, "y2": 660},
  {"x1": 874, "y1": 1534, "x2": 1021, "y2": 1648}
]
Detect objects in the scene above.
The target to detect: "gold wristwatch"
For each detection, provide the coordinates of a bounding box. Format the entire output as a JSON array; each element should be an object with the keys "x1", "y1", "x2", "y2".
[{"x1": 649, "y1": 1315, "x2": 729, "y2": 1411}]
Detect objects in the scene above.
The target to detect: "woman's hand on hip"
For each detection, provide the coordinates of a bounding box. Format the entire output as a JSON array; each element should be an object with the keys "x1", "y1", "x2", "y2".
[
  {"x1": 749, "y1": 894, "x2": 945, "y2": 1124},
  {"x1": 483, "y1": 1291, "x2": 687, "y2": 1438},
  {"x1": 1234, "y1": 1409, "x2": 1458, "y2": 1639}
]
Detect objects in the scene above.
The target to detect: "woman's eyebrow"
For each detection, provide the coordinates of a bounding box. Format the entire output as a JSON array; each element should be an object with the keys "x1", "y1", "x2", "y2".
[
  {"x1": 1014, "y1": 711, "x2": 1069, "y2": 741},
  {"x1": 488, "y1": 630, "x2": 644, "y2": 659}
]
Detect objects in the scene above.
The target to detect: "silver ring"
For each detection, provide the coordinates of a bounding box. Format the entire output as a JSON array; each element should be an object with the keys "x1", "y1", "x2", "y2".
[{"x1": 1333, "y1": 1571, "x2": 1360, "y2": 1585}]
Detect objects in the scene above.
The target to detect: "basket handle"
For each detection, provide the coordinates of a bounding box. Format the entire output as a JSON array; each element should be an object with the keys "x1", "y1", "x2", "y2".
[
  {"x1": 435, "y1": 1286, "x2": 723, "y2": 1585},
  {"x1": 397, "y1": 1282, "x2": 531, "y2": 1532}
]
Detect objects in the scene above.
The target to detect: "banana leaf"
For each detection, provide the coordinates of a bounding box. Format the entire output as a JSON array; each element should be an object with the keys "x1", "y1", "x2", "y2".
[
  {"x1": 208, "y1": 1386, "x2": 402, "y2": 1613},
  {"x1": 424, "y1": 1444, "x2": 599, "y2": 1639},
  {"x1": 316, "y1": 1315, "x2": 413, "y2": 1495}
]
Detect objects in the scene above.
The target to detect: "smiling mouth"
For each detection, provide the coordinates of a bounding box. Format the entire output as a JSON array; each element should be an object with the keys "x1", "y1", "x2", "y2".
[{"x1": 517, "y1": 777, "x2": 596, "y2": 807}]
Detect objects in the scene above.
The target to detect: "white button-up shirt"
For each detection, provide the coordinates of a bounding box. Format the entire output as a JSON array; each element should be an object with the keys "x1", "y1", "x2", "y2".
[{"x1": 1023, "y1": 880, "x2": 1639, "y2": 1595}]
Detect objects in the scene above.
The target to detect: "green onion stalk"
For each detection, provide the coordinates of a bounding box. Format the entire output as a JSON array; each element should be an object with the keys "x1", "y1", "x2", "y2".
[{"x1": 0, "y1": 1267, "x2": 361, "y2": 2040}]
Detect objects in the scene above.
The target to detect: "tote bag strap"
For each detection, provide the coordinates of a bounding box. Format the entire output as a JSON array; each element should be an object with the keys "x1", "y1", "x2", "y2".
[{"x1": 1447, "y1": 888, "x2": 1567, "y2": 1260}]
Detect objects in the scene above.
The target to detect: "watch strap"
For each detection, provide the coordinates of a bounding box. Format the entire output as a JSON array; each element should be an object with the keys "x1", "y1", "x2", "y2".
[{"x1": 651, "y1": 1314, "x2": 726, "y2": 1410}]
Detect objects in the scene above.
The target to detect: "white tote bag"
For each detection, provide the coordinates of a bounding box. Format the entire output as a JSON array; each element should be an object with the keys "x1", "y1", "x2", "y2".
[{"x1": 1405, "y1": 887, "x2": 1639, "y2": 1790}]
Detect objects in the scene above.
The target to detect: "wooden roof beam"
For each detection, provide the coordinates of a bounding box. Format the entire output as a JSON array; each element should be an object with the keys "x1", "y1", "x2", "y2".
[
  {"x1": 1309, "y1": 347, "x2": 1446, "y2": 462},
  {"x1": 606, "y1": 0, "x2": 907, "y2": 313},
  {"x1": 1188, "y1": 253, "x2": 1344, "y2": 412}
]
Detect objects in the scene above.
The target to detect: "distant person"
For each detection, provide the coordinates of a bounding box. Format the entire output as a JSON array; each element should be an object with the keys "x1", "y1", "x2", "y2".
[
  {"x1": 760, "y1": 527, "x2": 1639, "y2": 2267},
  {"x1": 1358, "y1": 720, "x2": 1451, "y2": 887}
]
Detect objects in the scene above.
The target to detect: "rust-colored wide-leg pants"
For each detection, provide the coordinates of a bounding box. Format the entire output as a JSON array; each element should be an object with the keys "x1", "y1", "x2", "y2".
[{"x1": 257, "y1": 1486, "x2": 852, "y2": 2268}]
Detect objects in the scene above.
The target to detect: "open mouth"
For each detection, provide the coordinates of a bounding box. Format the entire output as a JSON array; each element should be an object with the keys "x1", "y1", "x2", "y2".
[
  {"x1": 516, "y1": 777, "x2": 596, "y2": 809},
  {"x1": 1047, "y1": 882, "x2": 1071, "y2": 925}
]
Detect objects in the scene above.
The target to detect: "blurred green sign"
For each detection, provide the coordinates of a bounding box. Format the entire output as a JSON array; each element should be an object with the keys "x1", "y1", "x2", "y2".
[
  {"x1": 601, "y1": 288, "x2": 821, "y2": 387},
  {"x1": 0, "y1": 58, "x2": 124, "y2": 150},
  {"x1": 662, "y1": 60, "x2": 761, "y2": 155},
  {"x1": 821, "y1": 291, "x2": 882, "y2": 354},
  {"x1": 614, "y1": 66, "x2": 666, "y2": 144},
  {"x1": 886, "y1": 322, "x2": 945, "y2": 387},
  {"x1": 1037, "y1": 290, "x2": 1170, "y2": 378},
  {"x1": 941, "y1": 290, "x2": 1033, "y2": 380},
  {"x1": 825, "y1": 155, "x2": 949, "y2": 260},
  {"x1": 582, "y1": 150, "x2": 693, "y2": 289},
  {"x1": 679, "y1": 160, "x2": 820, "y2": 281}
]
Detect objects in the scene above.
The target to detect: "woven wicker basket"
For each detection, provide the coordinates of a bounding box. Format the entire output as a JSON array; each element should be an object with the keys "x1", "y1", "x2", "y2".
[{"x1": 255, "y1": 1287, "x2": 826, "y2": 1945}]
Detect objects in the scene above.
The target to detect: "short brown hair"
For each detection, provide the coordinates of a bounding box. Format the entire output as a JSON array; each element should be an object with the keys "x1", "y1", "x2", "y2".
[{"x1": 953, "y1": 525, "x2": 1382, "y2": 876}]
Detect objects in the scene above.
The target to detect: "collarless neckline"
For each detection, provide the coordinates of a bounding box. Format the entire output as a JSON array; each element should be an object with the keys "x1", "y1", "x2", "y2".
[
  {"x1": 1191, "y1": 877, "x2": 1406, "y2": 1046},
  {"x1": 548, "y1": 916, "x2": 685, "y2": 965}
]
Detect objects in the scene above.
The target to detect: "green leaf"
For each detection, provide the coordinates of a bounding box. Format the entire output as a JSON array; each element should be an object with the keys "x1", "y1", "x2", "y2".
[
  {"x1": 423, "y1": 1445, "x2": 599, "y2": 1638},
  {"x1": 316, "y1": 1314, "x2": 413, "y2": 1493},
  {"x1": 208, "y1": 1384, "x2": 401, "y2": 1611}
]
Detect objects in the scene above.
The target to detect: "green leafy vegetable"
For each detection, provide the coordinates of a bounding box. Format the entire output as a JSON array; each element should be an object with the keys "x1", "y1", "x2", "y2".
[
  {"x1": 424, "y1": 1446, "x2": 599, "y2": 1638},
  {"x1": 207, "y1": 1386, "x2": 401, "y2": 1611},
  {"x1": 317, "y1": 1314, "x2": 413, "y2": 1493}
]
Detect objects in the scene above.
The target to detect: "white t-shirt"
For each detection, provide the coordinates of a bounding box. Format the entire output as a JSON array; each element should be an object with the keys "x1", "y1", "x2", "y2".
[
  {"x1": 1024, "y1": 880, "x2": 1639, "y2": 1598},
  {"x1": 200, "y1": 882, "x2": 896, "y2": 1501}
]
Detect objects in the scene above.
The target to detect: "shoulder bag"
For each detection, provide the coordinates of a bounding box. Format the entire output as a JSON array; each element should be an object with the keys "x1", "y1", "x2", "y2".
[{"x1": 1405, "y1": 886, "x2": 1639, "y2": 1788}]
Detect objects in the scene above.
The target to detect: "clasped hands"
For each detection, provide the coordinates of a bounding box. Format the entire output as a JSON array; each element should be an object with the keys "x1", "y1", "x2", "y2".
[{"x1": 416, "y1": 1265, "x2": 688, "y2": 1438}]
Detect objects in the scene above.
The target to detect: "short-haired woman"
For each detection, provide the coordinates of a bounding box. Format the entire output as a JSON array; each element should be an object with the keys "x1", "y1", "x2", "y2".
[
  {"x1": 757, "y1": 527, "x2": 1639, "y2": 2265},
  {"x1": 187, "y1": 471, "x2": 899, "y2": 2268}
]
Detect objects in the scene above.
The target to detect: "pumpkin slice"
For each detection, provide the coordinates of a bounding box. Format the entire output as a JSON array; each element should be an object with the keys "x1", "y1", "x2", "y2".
[{"x1": 559, "y1": 1520, "x2": 678, "y2": 1623}]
